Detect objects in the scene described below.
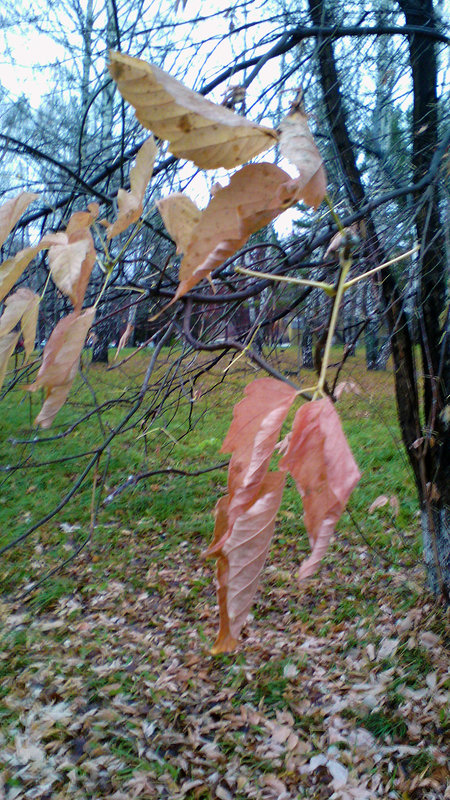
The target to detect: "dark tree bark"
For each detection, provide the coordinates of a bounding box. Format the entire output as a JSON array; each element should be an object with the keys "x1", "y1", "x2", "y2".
[{"x1": 397, "y1": 0, "x2": 449, "y2": 597}]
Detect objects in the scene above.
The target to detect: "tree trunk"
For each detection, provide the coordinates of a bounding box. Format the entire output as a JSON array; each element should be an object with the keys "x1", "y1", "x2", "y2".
[
  {"x1": 302, "y1": 326, "x2": 313, "y2": 368},
  {"x1": 397, "y1": 0, "x2": 449, "y2": 600},
  {"x1": 92, "y1": 337, "x2": 109, "y2": 363}
]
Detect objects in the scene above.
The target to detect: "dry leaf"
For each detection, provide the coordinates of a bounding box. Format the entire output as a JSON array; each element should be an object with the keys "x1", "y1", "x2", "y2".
[
  {"x1": 169, "y1": 163, "x2": 306, "y2": 301},
  {"x1": 115, "y1": 322, "x2": 134, "y2": 358},
  {"x1": 106, "y1": 136, "x2": 157, "y2": 239},
  {"x1": 205, "y1": 378, "x2": 298, "y2": 555},
  {"x1": 0, "y1": 234, "x2": 56, "y2": 304},
  {"x1": 156, "y1": 194, "x2": 202, "y2": 255},
  {"x1": 0, "y1": 192, "x2": 39, "y2": 248},
  {"x1": 27, "y1": 307, "x2": 95, "y2": 427},
  {"x1": 0, "y1": 287, "x2": 40, "y2": 360},
  {"x1": 279, "y1": 397, "x2": 360, "y2": 580},
  {"x1": 208, "y1": 472, "x2": 286, "y2": 654},
  {"x1": 324, "y1": 225, "x2": 360, "y2": 258},
  {"x1": 203, "y1": 378, "x2": 298, "y2": 652},
  {"x1": 278, "y1": 111, "x2": 327, "y2": 208},
  {"x1": 334, "y1": 380, "x2": 362, "y2": 399},
  {"x1": 109, "y1": 51, "x2": 277, "y2": 169},
  {"x1": 0, "y1": 330, "x2": 20, "y2": 391},
  {"x1": 368, "y1": 495, "x2": 389, "y2": 513},
  {"x1": 47, "y1": 203, "x2": 99, "y2": 310}
]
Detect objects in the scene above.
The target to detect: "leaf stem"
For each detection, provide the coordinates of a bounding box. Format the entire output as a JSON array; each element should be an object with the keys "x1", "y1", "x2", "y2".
[
  {"x1": 234, "y1": 266, "x2": 335, "y2": 295},
  {"x1": 314, "y1": 255, "x2": 351, "y2": 399}
]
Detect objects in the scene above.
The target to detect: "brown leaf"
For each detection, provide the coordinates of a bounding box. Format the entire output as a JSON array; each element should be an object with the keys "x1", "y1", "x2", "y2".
[
  {"x1": 0, "y1": 330, "x2": 20, "y2": 391},
  {"x1": 279, "y1": 397, "x2": 360, "y2": 580},
  {"x1": 368, "y1": 495, "x2": 389, "y2": 513},
  {"x1": 334, "y1": 380, "x2": 362, "y2": 399},
  {"x1": 169, "y1": 163, "x2": 306, "y2": 301},
  {"x1": 27, "y1": 307, "x2": 95, "y2": 427},
  {"x1": 0, "y1": 287, "x2": 40, "y2": 360},
  {"x1": 109, "y1": 51, "x2": 277, "y2": 169},
  {"x1": 106, "y1": 137, "x2": 157, "y2": 239},
  {"x1": 115, "y1": 322, "x2": 134, "y2": 358},
  {"x1": 278, "y1": 111, "x2": 327, "y2": 208},
  {"x1": 0, "y1": 192, "x2": 39, "y2": 248},
  {"x1": 324, "y1": 225, "x2": 359, "y2": 258}
]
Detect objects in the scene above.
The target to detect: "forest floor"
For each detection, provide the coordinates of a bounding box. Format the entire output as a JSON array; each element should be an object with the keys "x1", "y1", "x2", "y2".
[{"x1": 0, "y1": 347, "x2": 448, "y2": 799}]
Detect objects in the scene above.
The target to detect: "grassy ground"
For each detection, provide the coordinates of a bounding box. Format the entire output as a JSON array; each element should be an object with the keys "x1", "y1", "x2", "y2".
[{"x1": 0, "y1": 346, "x2": 448, "y2": 799}]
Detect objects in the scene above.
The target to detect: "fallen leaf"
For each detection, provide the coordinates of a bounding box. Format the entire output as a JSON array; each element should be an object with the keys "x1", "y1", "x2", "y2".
[{"x1": 368, "y1": 495, "x2": 389, "y2": 513}]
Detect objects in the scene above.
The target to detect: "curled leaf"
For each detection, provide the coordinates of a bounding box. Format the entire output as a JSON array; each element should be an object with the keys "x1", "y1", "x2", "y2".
[
  {"x1": 106, "y1": 137, "x2": 157, "y2": 239},
  {"x1": 203, "y1": 378, "x2": 298, "y2": 651},
  {"x1": 109, "y1": 51, "x2": 277, "y2": 169},
  {"x1": 279, "y1": 397, "x2": 360, "y2": 580},
  {"x1": 278, "y1": 111, "x2": 327, "y2": 208},
  {"x1": 157, "y1": 194, "x2": 202, "y2": 255},
  {"x1": 163, "y1": 163, "x2": 306, "y2": 301},
  {"x1": 0, "y1": 234, "x2": 55, "y2": 304}
]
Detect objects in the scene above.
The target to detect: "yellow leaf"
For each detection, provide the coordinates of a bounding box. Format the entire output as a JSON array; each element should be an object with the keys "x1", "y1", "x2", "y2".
[
  {"x1": 278, "y1": 111, "x2": 327, "y2": 208},
  {"x1": 106, "y1": 136, "x2": 157, "y2": 239},
  {"x1": 0, "y1": 192, "x2": 39, "y2": 249},
  {"x1": 109, "y1": 51, "x2": 277, "y2": 169}
]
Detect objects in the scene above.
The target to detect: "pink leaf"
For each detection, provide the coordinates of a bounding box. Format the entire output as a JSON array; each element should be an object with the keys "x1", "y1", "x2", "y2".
[
  {"x1": 203, "y1": 378, "x2": 297, "y2": 651},
  {"x1": 209, "y1": 472, "x2": 286, "y2": 654},
  {"x1": 279, "y1": 397, "x2": 360, "y2": 580}
]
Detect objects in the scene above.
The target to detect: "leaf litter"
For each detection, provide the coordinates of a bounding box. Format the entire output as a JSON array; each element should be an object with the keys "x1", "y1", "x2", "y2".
[{"x1": 0, "y1": 536, "x2": 448, "y2": 799}]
